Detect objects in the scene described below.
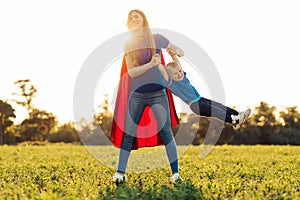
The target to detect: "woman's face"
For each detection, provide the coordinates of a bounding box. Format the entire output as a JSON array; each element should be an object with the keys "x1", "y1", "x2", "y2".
[{"x1": 128, "y1": 11, "x2": 144, "y2": 30}]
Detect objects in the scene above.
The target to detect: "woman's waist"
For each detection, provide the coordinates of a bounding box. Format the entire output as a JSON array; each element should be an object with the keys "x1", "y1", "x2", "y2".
[
  {"x1": 129, "y1": 89, "x2": 167, "y2": 97},
  {"x1": 129, "y1": 66, "x2": 165, "y2": 92},
  {"x1": 131, "y1": 83, "x2": 164, "y2": 93}
]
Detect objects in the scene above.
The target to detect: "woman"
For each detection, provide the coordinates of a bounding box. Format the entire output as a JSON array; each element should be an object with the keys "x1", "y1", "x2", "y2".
[{"x1": 111, "y1": 9, "x2": 184, "y2": 184}]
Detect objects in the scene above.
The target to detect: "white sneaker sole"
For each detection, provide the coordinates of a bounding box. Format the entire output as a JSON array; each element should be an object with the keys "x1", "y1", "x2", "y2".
[
  {"x1": 242, "y1": 109, "x2": 251, "y2": 123},
  {"x1": 234, "y1": 109, "x2": 251, "y2": 130},
  {"x1": 112, "y1": 173, "x2": 126, "y2": 185}
]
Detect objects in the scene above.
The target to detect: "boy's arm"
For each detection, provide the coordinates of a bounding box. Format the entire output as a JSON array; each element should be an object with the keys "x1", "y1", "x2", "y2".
[
  {"x1": 157, "y1": 64, "x2": 169, "y2": 82},
  {"x1": 171, "y1": 54, "x2": 182, "y2": 69},
  {"x1": 166, "y1": 43, "x2": 184, "y2": 57},
  {"x1": 168, "y1": 51, "x2": 182, "y2": 68}
]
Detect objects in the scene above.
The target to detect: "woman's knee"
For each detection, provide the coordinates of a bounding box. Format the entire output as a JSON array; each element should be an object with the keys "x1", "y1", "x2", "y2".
[{"x1": 159, "y1": 126, "x2": 174, "y2": 144}]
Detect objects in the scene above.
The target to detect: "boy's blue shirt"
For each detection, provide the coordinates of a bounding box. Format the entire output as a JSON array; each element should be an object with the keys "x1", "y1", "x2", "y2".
[{"x1": 167, "y1": 72, "x2": 201, "y2": 104}]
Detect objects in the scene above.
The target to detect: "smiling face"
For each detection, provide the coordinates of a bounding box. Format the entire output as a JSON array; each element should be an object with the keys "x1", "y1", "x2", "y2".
[
  {"x1": 127, "y1": 11, "x2": 144, "y2": 30},
  {"x1": 125, "y1": 10, "x2": 156, "y2": 63},
  {"x1": 166, "y1": 62, "x2": 184, "y2": 81}
]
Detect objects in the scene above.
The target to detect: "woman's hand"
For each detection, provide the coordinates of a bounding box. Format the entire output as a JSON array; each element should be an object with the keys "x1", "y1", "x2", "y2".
[
  {"x1": 126, "y1": 54, "x2": 161, "y2": 78},
  {"x1": 150, "y1": 54, "x2": 161, "y2": 67}
]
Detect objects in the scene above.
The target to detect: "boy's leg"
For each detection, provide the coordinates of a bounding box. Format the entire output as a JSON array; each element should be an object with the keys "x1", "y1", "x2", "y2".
[
  {"x1": 190, "y1": 97, "x2": 238, "y2": 123},
  {"x1": 201, "y1": 97, "x2": 239, "y2": 116}
]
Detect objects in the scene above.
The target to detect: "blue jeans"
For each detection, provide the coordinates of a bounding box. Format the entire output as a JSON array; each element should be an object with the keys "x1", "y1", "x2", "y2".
[
  {"x1": 117, "y1": 89, "x2": 178, "y2": 174},
  {"x1": 122, "y1": 90, "x2": 173, "y2": 150}
]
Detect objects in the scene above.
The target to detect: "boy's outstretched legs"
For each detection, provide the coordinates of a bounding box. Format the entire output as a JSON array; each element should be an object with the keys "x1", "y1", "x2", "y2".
[
  {"x1": 189, "y1": 97, "x2": 238, "y2": 123},
  {"x1": 189, "y1": 97, "x2": 251, "y2": 129}
]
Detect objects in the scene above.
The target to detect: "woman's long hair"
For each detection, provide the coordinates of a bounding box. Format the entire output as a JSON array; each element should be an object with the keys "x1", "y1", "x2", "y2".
[{"x1": 125, "y1": 9, "x2": 156, "y2": 66}]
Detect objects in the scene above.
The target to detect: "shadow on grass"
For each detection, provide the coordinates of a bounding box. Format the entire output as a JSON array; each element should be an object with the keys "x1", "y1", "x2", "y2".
[{"x1": 99, "y1": 180, "x2": 203, "y2": 200}]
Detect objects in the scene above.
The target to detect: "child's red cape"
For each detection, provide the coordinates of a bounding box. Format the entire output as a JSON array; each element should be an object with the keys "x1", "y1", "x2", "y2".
[{"x1": 110, "y1": 52, "x2": 179, "y2": 150}]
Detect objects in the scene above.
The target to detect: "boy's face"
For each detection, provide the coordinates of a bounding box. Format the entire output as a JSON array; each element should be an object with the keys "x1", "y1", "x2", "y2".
[{"x1": 166, "y1": 64, "x2": 184, "y2": 82}]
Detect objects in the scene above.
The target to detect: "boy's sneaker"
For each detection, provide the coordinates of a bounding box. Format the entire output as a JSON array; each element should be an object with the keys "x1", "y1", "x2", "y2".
[
  {"x1": 243, "y1": 109, "x2": 251, "y2": 123},
  {"x1": 172, "y1": 173, "x2": 183, "y2": 183},
  {"x1": 231, "y1": 109, "x2": 251, "y2": 130},
  {"x1": 231, "y1": 114, "x2": 240, "y2": 125},
  {"x1": 112, "y1": 172, "x2": 126, "y2": 185}
]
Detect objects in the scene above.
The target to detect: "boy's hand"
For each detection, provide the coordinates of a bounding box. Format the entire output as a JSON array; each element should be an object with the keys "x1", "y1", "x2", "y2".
[
  {"x1": 166, "y1": 47, "x2": 184, "y2": 57},
  {"x1": 166, "y1": 47, "x2": 176, "y2": 56}
]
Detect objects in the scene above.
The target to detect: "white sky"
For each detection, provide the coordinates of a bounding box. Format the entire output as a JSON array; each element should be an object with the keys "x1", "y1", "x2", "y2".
[{"x1": 1, "y1": 0, "x2": 300, "y2": 123}]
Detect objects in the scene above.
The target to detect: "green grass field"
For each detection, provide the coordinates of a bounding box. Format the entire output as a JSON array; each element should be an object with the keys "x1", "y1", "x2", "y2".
[{"x1": 0, "y1": 144, "x2": 299, "y2": 199}]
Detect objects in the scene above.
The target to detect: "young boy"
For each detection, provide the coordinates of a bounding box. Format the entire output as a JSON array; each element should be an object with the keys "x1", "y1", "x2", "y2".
[{"x1": 158, "y1": 53, "x2": 251, "y2": 129}]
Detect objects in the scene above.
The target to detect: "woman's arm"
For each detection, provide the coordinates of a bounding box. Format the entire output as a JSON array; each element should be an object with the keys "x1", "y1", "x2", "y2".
[
  {"x1": 124, "y1": 40, "x2": 161, "y2": 78},
  {"x1": 125, "y1": 54, "x2": 161, "y2": 78}
]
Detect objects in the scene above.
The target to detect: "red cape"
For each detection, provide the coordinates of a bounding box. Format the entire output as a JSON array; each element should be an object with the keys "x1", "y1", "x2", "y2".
[{"x1": 110, "y1": 52, "x2": 179, "y2": 150}]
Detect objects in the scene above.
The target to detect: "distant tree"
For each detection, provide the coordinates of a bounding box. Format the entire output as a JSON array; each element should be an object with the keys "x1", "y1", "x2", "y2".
[
  {"x1": 174, "y1": 113, "x2": 236, "y2": 145},
  {"x1": 49, "y1": 122, "x2": 80, "y2": 143},
  {"x1": 82, "y1": 115, "x2": 112, "y2": 145},
  {"x1": 193, "y1": 116, "x2": 210, "y2": 145},
  {"x1": 250, "y1": 102, "x2": 278, "y2": 144},
  {"x1": 75, "y1": 95, "x2": 113, "y2": 145},
  {"x1": 280, "y1": 128, "x2": 300, "y2": 145},
  {"x1": 20, "y1": 109, "x2": 57, "y2": 141},
  {"x1": 75, "y1": 118, "x2": 94, "y2": 143},
  {"x1": 12, "y1": 79, "x2": 37, "y2": 115},
  {"x1": 280, "y1": 106, "x2": 300, "y2": 129},
  {"x1": 173, "y1": 113, "x2": 199, "y2": 145},
  {"x1": 95, "y1": 94, "x2": 113, "y2": 139},
  {"x1": 217, "y1": 123, "x2": 235, "y2": 144},
  {"x1": 0, "y1": 100, "x2": 16, "y2": 145},
  {"x1": 230, "y1": 124, "x2": 262, "y2": 145},
  {"x1": 5, "y1": 124, "x2": 21, "y2": 145},
  {"x1": 252, "y1": 101, "x2": 278, "y2": 127}
]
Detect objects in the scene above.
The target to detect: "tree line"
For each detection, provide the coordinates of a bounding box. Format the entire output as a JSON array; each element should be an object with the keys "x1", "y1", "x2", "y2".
[
  {"x1": 1, "y1": 79, "x2": 300, "y2": 145},
  {"x1": 174, "y1": 101, "x2": 300, "y2": 145}
]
